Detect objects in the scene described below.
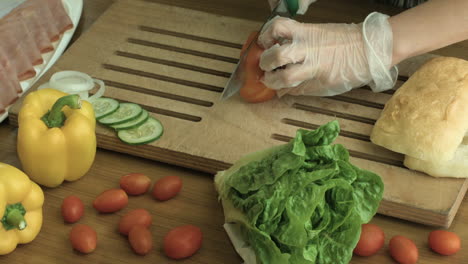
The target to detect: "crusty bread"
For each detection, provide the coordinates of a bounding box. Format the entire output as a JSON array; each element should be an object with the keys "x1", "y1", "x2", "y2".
[
  {"x1": 371, "y1": 57, "x2": 468, "y2": 177},
  {"x1": 404, "y1": 143, "x2": 468, "y2": 178}
]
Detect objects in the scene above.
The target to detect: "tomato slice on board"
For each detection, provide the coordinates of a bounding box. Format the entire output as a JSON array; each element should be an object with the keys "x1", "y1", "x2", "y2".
[{"x1": 239, "y1": 32, "x2": 276, "y2": 103}]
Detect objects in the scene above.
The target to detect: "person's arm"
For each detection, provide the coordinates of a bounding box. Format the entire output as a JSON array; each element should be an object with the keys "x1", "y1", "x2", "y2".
[
  {"x1": 390, "y1": 0, "x2": 468, "y2": 65},
  {"x1": 257, "y1": 0, "x2": 468, "y2": 97}
]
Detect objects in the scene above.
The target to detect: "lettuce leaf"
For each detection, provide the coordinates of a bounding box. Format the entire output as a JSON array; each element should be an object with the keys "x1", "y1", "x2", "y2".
[{"x1": 215, "y1": 121, "x2": 384, "y2": 264}]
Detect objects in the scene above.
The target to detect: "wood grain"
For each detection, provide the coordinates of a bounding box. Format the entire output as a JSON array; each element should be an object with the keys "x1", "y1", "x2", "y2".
[
  {"x1": 8, "y1": 0, "x2": 467, "y2": 228},
  {"x1": 0, "y1": 125, "x2": 241, "y2": 264},
  {"x1": 1, "y1": 120, "x2": 467, "y2": 264},
  {"x1": 1, "y1": 0, "x2": 467, "y2": 263}
]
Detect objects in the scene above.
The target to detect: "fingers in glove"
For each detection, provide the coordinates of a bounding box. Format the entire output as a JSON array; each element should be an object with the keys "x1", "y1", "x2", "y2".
[
  {"x1": 258, "y1": 17, "x2": 300, "y2": 49},
  {"x1": 259, "y1": 43, "x2": 307, "y2": 72},
  {"x1": 262, "y1": 63, "x2": 314, "y2": 89}
]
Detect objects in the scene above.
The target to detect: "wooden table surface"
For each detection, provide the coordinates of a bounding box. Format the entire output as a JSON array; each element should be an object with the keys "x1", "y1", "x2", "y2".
[{"x1": 1, "y1": 0, "x2": 467, "y2": 263}]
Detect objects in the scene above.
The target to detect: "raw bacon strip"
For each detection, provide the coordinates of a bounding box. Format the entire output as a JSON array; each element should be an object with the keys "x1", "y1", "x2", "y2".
[
  {"x1": 44, "y1": 0, "x2": 74, "y2": 34},
  {"x1": 0, "y1": 49, "x2": 23, "y2": 93},
  {"x1": 0, "y1": 26, "x2": 37, "y2": 81},
  {"x1": 0, "y1": 19, "x2": 44, "y2": 66},
  {"x1": 4, "y1": 5, "x2": 54, "y2": 53},
  {"x1": 0, "y1": 66, "x2": 19, "y2": 115},
  {"x1": 15, "y1": 0, "x2": 61, "y2": 42}
]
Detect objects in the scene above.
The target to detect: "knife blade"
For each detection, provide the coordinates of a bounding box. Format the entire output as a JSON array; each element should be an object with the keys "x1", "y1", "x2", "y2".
[{"x1": 220, "y1": 0, "x2": 297, "y2": 100}]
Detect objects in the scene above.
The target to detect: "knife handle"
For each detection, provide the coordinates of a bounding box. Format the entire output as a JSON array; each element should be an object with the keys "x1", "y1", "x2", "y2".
[{"x1": 285, "y1": 0, "x2": 299, "y2": 16}]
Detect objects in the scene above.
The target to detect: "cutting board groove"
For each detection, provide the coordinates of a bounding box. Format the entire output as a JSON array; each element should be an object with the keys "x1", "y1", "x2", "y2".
[
  {"x1": 292, "y1": 103, "x2": 377, "y2": 124},
  {"x1": 115, "y1": 51, "x2": 232, "y2": 78},
  {"x1": 8, "y1": 0, "x2": 468, "y2": 228},
  {"x1": 103, "y1": 64, "x2": 224, "y2": 92},
  {"x1": 281, "y1": 118, "x2": 371, "y2": 141},
  {"x1": 128, "y1": 38, "x2": 239, "y2": 63},
  {"x1": 103, "y1": 79, "x2": 214, "y2": 107},
  {"x1": 272, "y1": 134, "x2": 405, "y2": 167},
  {"x1": 112, "y1": 96, "x2": 202, "y2": 122},
  {"x1": 139, "y1": 25, "x2": 243, "y2": 49}
]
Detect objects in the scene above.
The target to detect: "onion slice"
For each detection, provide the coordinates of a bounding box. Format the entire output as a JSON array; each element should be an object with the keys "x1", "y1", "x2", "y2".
[{"x1": 38, "y1": 70, "x2": 105, "y2": 102}]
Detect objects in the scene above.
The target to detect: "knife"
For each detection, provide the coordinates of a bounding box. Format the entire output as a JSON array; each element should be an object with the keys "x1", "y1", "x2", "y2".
[{"x1": 220, "y1": 0, "x2": 298, "y2": 100}]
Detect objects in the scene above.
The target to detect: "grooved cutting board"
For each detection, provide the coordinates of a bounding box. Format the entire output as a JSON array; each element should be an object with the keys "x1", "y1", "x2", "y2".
[{"x1": 9, "y1": 0, "x2": 468, "y2": 228}]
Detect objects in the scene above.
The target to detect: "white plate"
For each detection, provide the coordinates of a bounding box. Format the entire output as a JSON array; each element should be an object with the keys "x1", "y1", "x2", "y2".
[{"x1": 0, "y1": 0, "x2": 83, "y2": 123}]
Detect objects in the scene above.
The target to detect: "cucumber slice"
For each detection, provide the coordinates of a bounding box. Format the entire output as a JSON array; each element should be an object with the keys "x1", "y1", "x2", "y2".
[
  {"x1": 98, "y1": 103, "x2": 142, "y2": 125},
  {"x1": 92, "y1": 98, "x2": 120, "y2": 119},
  {"x1": 111, "y1": 109, "x2": 149, "y2": 130},
  {"x1": 117, "y1": 117, "x2": 163, "y2": 145}
]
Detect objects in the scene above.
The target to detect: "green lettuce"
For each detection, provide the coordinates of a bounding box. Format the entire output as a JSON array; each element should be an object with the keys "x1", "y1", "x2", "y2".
[{"x1": 215, "y1": 121, "x2": 384, "y2": 264}]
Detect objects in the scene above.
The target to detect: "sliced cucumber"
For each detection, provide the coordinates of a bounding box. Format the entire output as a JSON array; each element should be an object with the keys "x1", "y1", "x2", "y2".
[
  {"x1": 117, "y1": 117, "x2": 163, "y2": 145},
  {"x1": 111, "y1": 109, "x2": 149, "y2": 130},
  {"x1": 98, "y1": 103, "x2": 142, "y2": 126},
  {"x1": 92, "y1": 98, "x2": 120, "y2": 119}
]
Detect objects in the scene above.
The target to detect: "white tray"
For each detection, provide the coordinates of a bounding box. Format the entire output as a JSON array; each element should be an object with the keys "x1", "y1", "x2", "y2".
[{"x1": 0, "y1": 0, "x2": 83, "y2": 123}]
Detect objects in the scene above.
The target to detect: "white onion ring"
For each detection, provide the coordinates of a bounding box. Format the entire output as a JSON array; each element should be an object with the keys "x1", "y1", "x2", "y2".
[{"x1": 37, "y1": 70, "x2": 105, "y2": 102}]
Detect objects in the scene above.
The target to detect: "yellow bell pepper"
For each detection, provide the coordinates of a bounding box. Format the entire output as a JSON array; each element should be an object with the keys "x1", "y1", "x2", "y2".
[
  {"x1": 17, "y1": 88, "x2": 96, "y2": 188},
  {"x1": 0, "y1": 163, "x2": 44, "y2": 255}
]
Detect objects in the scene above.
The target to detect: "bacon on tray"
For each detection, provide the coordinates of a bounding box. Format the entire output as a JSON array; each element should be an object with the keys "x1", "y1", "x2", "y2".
[
  {"x1": 0, "y1": 49, "x2": 23, "y2": 93},
  {"x1": 0, "y1": 31, "x2": 37, "y2": 81},
  {"x1": 4, "y1": 7, "x2": 54, "y2": 53},
  {"x1": 0, "y1": 66, "x2": 19, "y2": 115},
  {"x1": 16, "y1": 0, "x2": 62, "y2": 42},
  {"x1": 0, "y1": 0, "x2": 74, "y2": 116},
  {"x1": 0, "y1": 19, "x2": 45, "y2": 66},
  {"x1": 44, "y1": 0, "x2": 74, "y2": 34}
]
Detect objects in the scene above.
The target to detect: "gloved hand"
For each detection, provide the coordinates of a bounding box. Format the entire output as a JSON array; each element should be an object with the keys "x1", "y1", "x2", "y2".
[
  {"x1": 258, "y1": 12, "x2": 398, "y2": 97},
  {"x1": 268, "y1": 0, "x2": 316, "y2": 15}
]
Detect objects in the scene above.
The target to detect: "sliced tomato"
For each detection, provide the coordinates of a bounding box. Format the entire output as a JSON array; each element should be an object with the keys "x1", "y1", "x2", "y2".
[{"x1": 239, "y1": 31, "x2": 276, "y2": 103}]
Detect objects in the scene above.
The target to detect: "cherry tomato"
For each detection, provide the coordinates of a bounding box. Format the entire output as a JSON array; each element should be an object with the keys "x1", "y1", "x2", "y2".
[
  {"x1": 61, "y1": 195, "x2": 84, "y2": 223},
  {"x1": 152, "y1": 175, "x2": 183, "y2": 201},
  {"x1": 164, "y1": 225, "x2": 203, "y2": 260},
  {"x1": 128, "y1": 225, "x2": 153, "y2": 255},
  {"x1": 69, "y1": 224, "x2": 97, "y2": 254},
  {"x1": 93, "y1": 188, "x2": 128, "y2": 213},
  {"x1": 119, "y1": 209, "x2": 152, "y2": 235},
  {"x1": 389, "y1": 235, "x2": 418, "y2": 264},
  {"x1": 428, "y1": 230, "x2": 461, "y2": 256},
  {"x1": 353, "y1": 223, "x2": 385, "y2": 256},
  {"x1": 120, "y1": 173, "x2": 151, "y2": 196}
]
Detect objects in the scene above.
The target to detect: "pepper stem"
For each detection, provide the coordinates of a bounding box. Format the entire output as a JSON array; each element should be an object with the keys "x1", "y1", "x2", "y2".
[
  {"x1": 1, "y1": 203, "x2": 27, "y2": 231},
  {"x1": 41, "y1": 94, "x2": 81, "y2": 128},
  {"x1": 6, "y1": 209, "x2": 27, "y2": 230}
]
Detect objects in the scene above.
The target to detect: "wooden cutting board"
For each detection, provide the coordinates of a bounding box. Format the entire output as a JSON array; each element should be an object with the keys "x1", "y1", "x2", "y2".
[{"x1": 9, "y1": 0, "x2": 468, "y2": 228}]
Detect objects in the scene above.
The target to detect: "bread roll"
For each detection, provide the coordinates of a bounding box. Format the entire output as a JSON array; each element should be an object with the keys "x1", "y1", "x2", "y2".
[
  {"x1": 371, "y1": 57, "x2": 468, "y2": 177},
  {"x1": 404, "y1": 144, "x2": 467, "y2": 178}
]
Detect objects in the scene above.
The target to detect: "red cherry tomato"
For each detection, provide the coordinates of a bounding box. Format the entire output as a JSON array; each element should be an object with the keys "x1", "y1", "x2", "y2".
[
  {"x1": 61, "y1": 195, "x2": 84, "y2": 223},
  {"x1": 152, "y1": 175, "x2": 183, "y2": 201},
  {"x1": 353, "y1": 223, "x2": 385, "y2": 256},
  {"x1": 69, "y1": 224, "x2": 97, "y2": 254},
  {"x1": 428, "y1": 230, "x2": 461, "y2": 256},
  {"x1": 164, "y1": 225, "x2": 203, "y2": 260},
  {"x1": 119, "y1": 209, "x2": 152, "y2": 235},
  {"x1": 389, "y1": 235, "x2": 419, "y2": 264},
  {"x1": 128, "y1": 225, "x2": 153, "y2": 255},
  {"x1": 120, "y1": 173, "x2": 151, "y2": 196},
  {"x1": 93, "y1": 188, "x2": 128, "y2": 213}
]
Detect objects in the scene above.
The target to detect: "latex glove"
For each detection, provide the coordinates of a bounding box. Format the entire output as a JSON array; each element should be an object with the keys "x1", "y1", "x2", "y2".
[
  {"x1": 258, "y1": 12, "x2": 398, "y2": 97},
  {"x1": 268, "y1": 0, "x2": 316, "y2": 15}
]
